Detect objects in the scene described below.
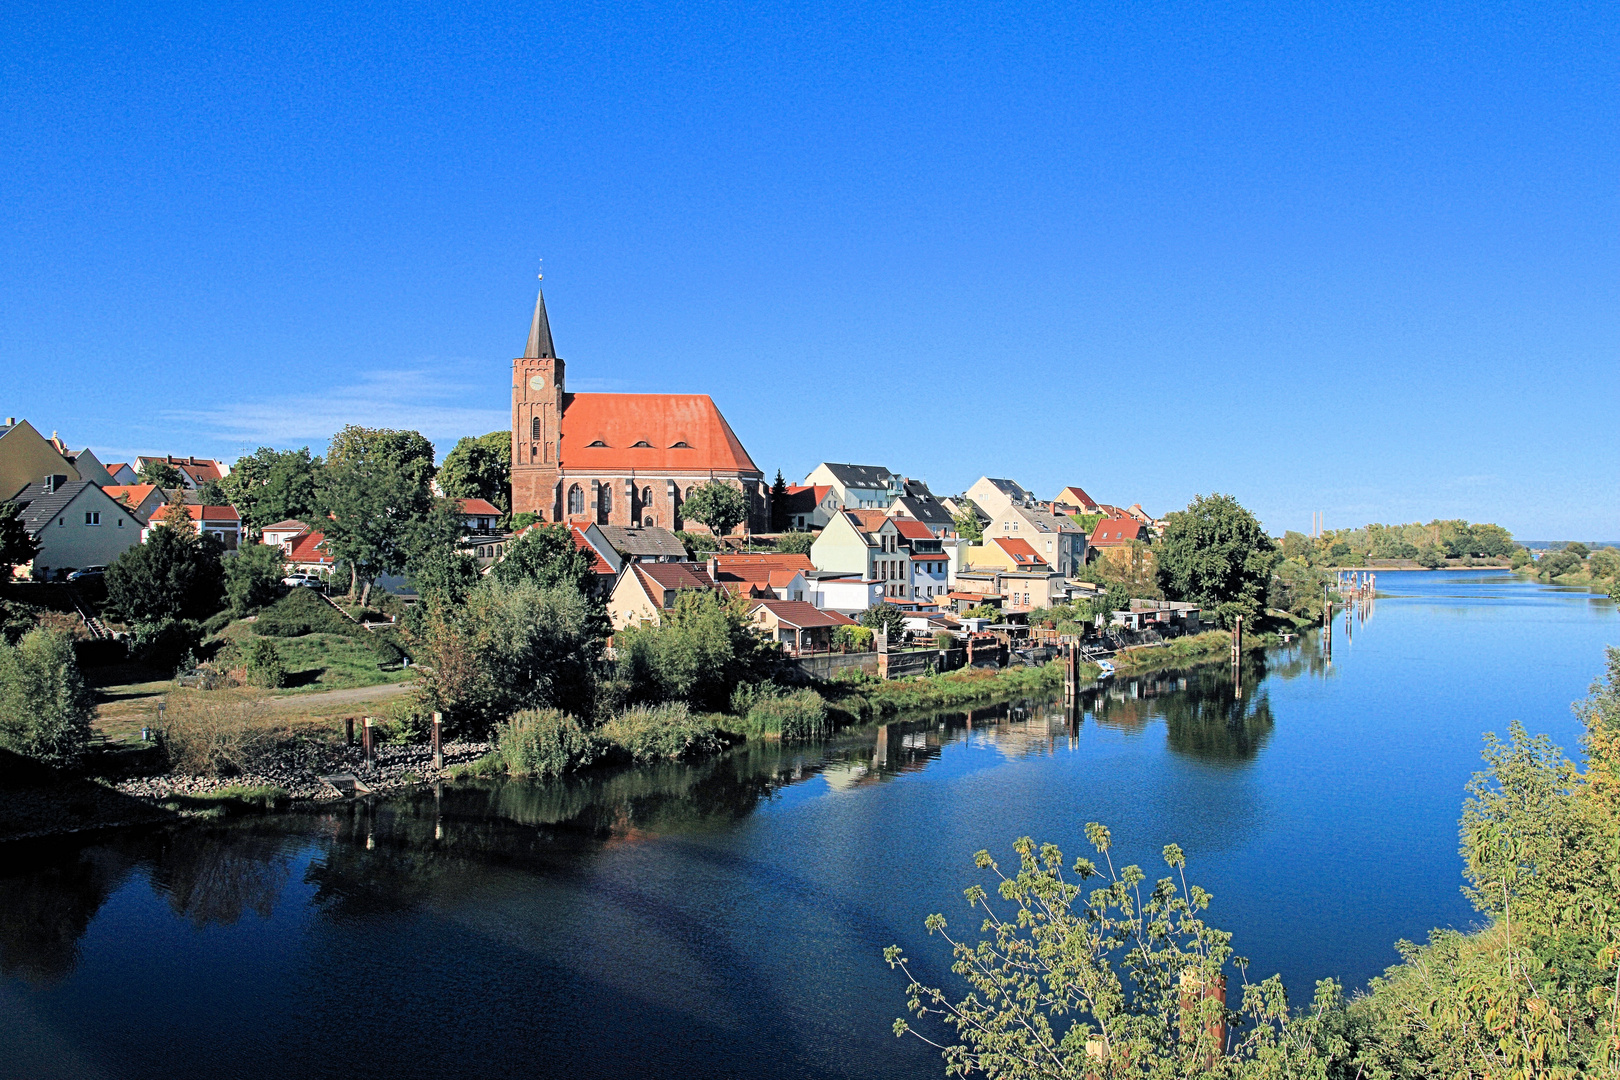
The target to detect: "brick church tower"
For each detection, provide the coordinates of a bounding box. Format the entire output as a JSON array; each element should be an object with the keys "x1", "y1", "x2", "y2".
[{"x1": 510, "y1": 281, "x2": 564, "y2": 519}]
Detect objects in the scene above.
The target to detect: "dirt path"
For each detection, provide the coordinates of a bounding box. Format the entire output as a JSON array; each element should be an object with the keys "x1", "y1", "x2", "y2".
[{"x1": 259, "y1": 681, "x2": 416, "y2": 711}]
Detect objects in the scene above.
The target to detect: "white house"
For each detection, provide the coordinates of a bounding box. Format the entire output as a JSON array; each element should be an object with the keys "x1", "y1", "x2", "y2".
[
  {"x1": 10, "y1": 477, "x2": 143, "y2": 580},
  {"x1": 803, "y1": 463, "x2": 904, "y2": 510}
]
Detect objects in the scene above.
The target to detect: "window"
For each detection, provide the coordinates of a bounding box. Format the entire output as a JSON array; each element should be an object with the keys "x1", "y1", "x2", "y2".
[
  {"x1": 85, "y1": 511, "x2": 100, "y2": 526},
  {"x1": 567, "y1": 484, "x2": 584, "y2": 515},
  {"x1": 599, "y1": 485, "x2": 612, "y2": 515},
  {"x1": 641, "y1": 486, "x2": 652, "y2": 505},
  {"x1": 118, "y1": 518, "x2": 123, "y2": 527},
  {"x1": 587, "y1": 440, "x2": 608, "y2": 447},
  {"x1": 631, "y1": 440, "x2": 651, "y2": 448},
  {"x1": 531, "y1": 417, "x2": 541, "y2": 440},
  {"x1": 670, "y1": 441, "x2": 690, "y2": 448}
]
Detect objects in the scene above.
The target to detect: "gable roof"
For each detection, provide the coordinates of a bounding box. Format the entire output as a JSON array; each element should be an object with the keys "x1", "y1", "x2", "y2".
[
  {"x1": 1015, "y1": 506, "x2": 1084, "y2": 534},
  {"x1": 712, "y1": 553, "x2": 815, "y2": 582},
  {"x1": 102, "y1": 484, "x2": 164, "y2": 515},
  {"x1": 844, "y1": 509, "x2": 891, "y2": 535},
  {"x1": 814, "y1": 463, "x2": 898, "y2": 489},
  {"x1": 597, "y1": 524, "x2": 688, "y2": 559},
  {"x1": 450, "y1": 497, "x2": 503, "y2": 517},
  {"x1": 262, "y1": 519, "x2": 311, "y2": 534},
  {"x1": 1054, "y1": 485, "x2": 1098, "y2": 508},
  {"x1": 1091, "y1": 517, "x2": 1148, "y2": 546},
  {"x1": 892, "y1": 519, "x2": 936, "y2": 542},
  {"x1": 992, "y1": 536, "x2": 1051, "y2": 568},
  {"x1": 560, "y1": 394, "x2": 760, "y2": 475},
  {"x1": 569, "y1": 526, "x2": 617, "y2": 576},
  {"x1": 634, "y1": 561, "x2": 718, "y2": 592},
  {"x1": 162, "y1": 503, "x2": 242, "y2": 524},
  {"x1": 783, "y1": 484, "x2": 831, "y2": 513},
  {"x1": 887, "y1": 494, "x2": 954, "y2": 528},
  {"x1": 975, "y1": 477, "x2": 1037, "y2": 504},
  {"x1": 748, "y1": 599, "x2": 857, "y2": 628},
  {"x1": 137, "y1": 456, "x2": 225, "y2": 485},
  {"x1": 10, "y1": 479, "x2": 103, "y2": 534},
  {"x1": 286, "y1": 531, "x2": 333, "y2": 565}
]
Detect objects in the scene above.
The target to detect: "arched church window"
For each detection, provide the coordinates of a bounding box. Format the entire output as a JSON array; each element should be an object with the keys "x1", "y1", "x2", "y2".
[
  {"x1": 641, "y1": 486, "x2": 652, "y2": 505},
  {"x1": 599, "y1": 485, "x2": 612, "y2": 515},
  {"x1": 567, "y1": 485, "x2": 584, "y2": 515},
  {"x1": 531, "y1": 417, "x2": 540, "y2": 440}
]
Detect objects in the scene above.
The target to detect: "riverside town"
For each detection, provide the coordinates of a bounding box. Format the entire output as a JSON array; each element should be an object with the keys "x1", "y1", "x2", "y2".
[{"x1": 4, "y1": 5, "x2": 1617, "y2": 1079}]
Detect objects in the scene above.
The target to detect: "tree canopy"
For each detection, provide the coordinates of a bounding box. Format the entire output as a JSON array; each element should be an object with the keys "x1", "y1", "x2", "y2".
[
  {"x1": 682, "y1": 481, "x2": 749, "y2": 538},
  {"x1": 137, "y1": 460, "x2": 184, "y2": 487},
  {"x1": 105, "y1": 519, "x2": 224, "y2": 624},
  {"x1": 316, "y1": 426, "x2": 436, "y2": 601},
  {"x1": 0, "y1": 501, "x2": 40, "y2": 575},
  {"x1": 221, "y1": 447, "x2": 320, "y2": 531},
  {"x1": 437, "y1": 431, "x2": 512, "y2": 515},
  {"x1": 1155, "y1": 493, "x2": 1276, "y2": 629},
  {"x1": 489, "y1": 523, "x2": 595, "y2": 594},
  {"x1": 0, "y1": 628, "x2": 94, "y2": 767},
  {"x1": 769, "y1": 470, "x2": 790, "y2": 532}
]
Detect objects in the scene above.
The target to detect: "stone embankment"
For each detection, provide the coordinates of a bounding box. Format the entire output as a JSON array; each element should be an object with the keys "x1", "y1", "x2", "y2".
[{"x1": 114, "y1": 740, "x2": 493, "y2": 802}]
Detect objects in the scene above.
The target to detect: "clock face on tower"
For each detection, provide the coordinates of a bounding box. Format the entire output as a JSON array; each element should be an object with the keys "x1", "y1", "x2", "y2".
[{"x1": 528, "y1": 375, "x2": 546, "y2": 391}]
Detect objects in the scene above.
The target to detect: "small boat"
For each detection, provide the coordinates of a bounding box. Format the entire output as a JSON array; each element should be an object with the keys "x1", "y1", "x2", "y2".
[{"x1": 1096, "y1": 660, "x2": 1116, "y2": 678}]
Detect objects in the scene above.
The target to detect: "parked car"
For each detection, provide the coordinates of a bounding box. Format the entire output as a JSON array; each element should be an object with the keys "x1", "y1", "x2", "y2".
[
  {"x1": 67, "y1": 565, "x2": 107, "y2": 581},
  {"x1": 282, "y1": 575, "x2": 324, "y2": 589}
]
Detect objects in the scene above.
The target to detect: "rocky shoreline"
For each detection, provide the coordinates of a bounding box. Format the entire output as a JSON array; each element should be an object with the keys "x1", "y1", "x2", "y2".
[{"x1": 112, "y1": 740, "x2": 495, "y2": 802}]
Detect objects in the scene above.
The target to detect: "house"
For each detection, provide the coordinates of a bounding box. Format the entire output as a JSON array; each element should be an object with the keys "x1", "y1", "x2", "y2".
[
  {"x1": 1123, "y1": 504, "x2": 1155, "y2": 525},
  {"x1": 510, "y1": 282, "x2": 767, "y2": 534},
  {"x1": 981, "y1": 504, "x2": 1087, "y2": 576},
  {"x1": 781, "y1": 484, "x2": 838, "y2": 531},
  {"x1": 997, "y1": 570, "x2": 1065, "y2": 612},
  {"x1": 710, "y1": 553, "x2": 815, "y2": 602},
  {"x1": 450, "y1": 497, "x2": 503, "y2": 536},
  {"x1": 0, "y1": 418, "x2": 82, "y2": 502},
  {"x1": 134, "y1": 456, "x2": 227, "y2": 489},
  {"x1": 151, "y1": 503, "x2": 243, "y2": 550},
  {"x1": 284, "y1": 531, "x2": 334, "y2": 577},
  {"x1": 964, "y1": 536, "x2": 1052, "y2": 574},
  {"x1": 810, "y1": 510, "x2": 912, "y2": 599},
  {"x1": 102, "y1": 462, "x2": 139, "y2": 485},
  {"x1": 886, "y1": 478, "x2": 957, "y2": 538},
  {"x1": 805, "y1": 573, "x2": 884, "y2": 615},
  {"x1": 1052, "y1": 486, "x2": 1102, "y2": 515},
  {"x1": 607, "y1": 562, "x2": 722, "y2": 629},
  {"x1": 57, "y1": 447, "x2": 113, "y2": 486},
  {"x1": 894, "y1": 519, "x2": 951, "y2": 601},
  {"x1": 103, "y1": 484, "x2": 167, "y2": 524},
  {"x1": 7, "y1": 476, "x2": 143, "y2": 580},
  {"x1": 802, "y1": 463, "x2": 904, "y2": 509},
  {"x1": 964, "y1": 477, "x2": 1040, "y2": 514},
  {"x1": 261, "y1": 519, "x2": 311, "y2": 549},
  {"x1": 587, "y1": 523, "x2": 689, "y2": 565},
  {"x1": 1091, "y1": 517, "x2": 1149, "y2": 549},
  {"x1": 747, "y1": 599, "x2": 857, "y2": 655}
]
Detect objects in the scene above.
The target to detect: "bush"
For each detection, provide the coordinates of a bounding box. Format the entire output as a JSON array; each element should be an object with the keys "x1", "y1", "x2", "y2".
[
  {"x1": 105, "y1": 523, "x2": 225, "y2": 623},
  {"x1": 161, "y1": 691, "x2": 272, "y2": 776},
  {"x1": 729, "y1": 680, "x2": 782, "y2": 716},
  {"x1": 201, "y1": 609, "x2": 235, "y2": 636},
  {"x1": 132, "y1": 618, "x2": 204, "y2": 671},
  {"x1": 933, "y1": 631, "x2": 956, "y2": 649},
  {"x1": 253, "y1": 588, "x2": 350, "y2": 637},
  {"x1": 614, "y1": 591, "x2": 777, "y2": 711},
  {"x1": 832, "y1": 625, "x2": 874, "y2": 652},
  {"x1": 496, "y1": 708, "x2": 610, "y2": 778},
  {"x1": 223, "y1": 543, "x2": 285, "y2": 616},
  {"x1": 0, "y1": 628, "x2": 95, "y2": 767},
  {"x1": 240, "y1": 637, "x2": 288, "y2": 689},
  {"x1": 599, "y1": 702, "x2": 724, "y2": 763},
  {"x1": 774, "y1": 531, "x2": 815, "y2": 555},
  {"x1": 745, "y1": 688, "x2": 829, "y2": 740}
]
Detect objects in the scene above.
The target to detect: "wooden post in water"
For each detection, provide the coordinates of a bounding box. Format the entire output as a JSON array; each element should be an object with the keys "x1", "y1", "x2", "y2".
[
  {"x1": 345, "y1": 716, "x2": 354, "y2": 746},
  {"x1": 362, "y1": 715, "x2": 374, "y2": 772},
  {"x1": 431, "y1": 711, "x2": 443, "y2": 771},
  {"x1": 1231, "y1": 615, "x2": 1243, "y2": 663}
]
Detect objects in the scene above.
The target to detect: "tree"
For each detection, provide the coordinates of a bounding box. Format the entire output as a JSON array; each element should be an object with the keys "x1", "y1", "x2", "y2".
[
  {"x1": 614, "y1": 591, "x2": 776, "y2": 711},
  {"x1": 222, "y1": 544, "x2": 286, "y2": 616},
  {"x1": 682, "y1": 480, "x2": 749, "y2": 538},
  {"x1": 105, "y1": 521, "x2": 225, "y2": 624},
  {"x1": 769, "y1": 470, "x2": 790, "y2": 532},
  {"x1": 860, "y1": 602, "x2": 907, "y2": 639},
  {"x1": 194, "y1": 479, "x2": 228, "y2": 507},
  {"x1": 1155, "y1": 494, "x2": 1277, "y2": 629},
  {"x1": 403, "y1": 502, "x2": 480, "y2": 609},
  {"x1": 0, "y1": 628, "x2": 95, "y2": 767},
  {"x1": 490, "y1": 523, "x2": 596, "y2": 593},
  {"x1": 220, "y1": 447, "x2": 321, "y2": 533},
  {"x1": 886, "y1": 829, "x2": 1346, "y2": 1078},
  {"x1": 775, "y1": 531, "x2": 815, "y2": 555},
  {"x1": 437, "y1": 431, "x2": 512, "y2": 515},
  {"x1": 316, "y1": 426, "x2": 436, "y2": 605},
  {"x1": 0, "y1": 501, "x2": 40, "y2": 576},
  {"x1": 137, "y1": 460, "x2": 184, "y2": 487},
  {"x1": 953, "y1": 500, "x2": 984, "y2": 543}
]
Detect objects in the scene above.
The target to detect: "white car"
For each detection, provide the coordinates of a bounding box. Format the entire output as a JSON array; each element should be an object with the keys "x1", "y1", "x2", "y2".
[{"x1": 282, "y1": 575, "x2": 323, "y2": 589}]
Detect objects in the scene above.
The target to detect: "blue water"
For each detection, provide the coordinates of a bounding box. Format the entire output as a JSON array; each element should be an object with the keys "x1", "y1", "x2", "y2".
[{"x1": 1, "y1": 571, "x2": 1614, "y2": 1080}]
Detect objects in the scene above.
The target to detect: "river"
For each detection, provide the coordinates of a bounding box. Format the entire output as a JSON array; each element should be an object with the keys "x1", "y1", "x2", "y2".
[{"x1": 1, "y1": 570, "x2": 1614, "y2": 1080}]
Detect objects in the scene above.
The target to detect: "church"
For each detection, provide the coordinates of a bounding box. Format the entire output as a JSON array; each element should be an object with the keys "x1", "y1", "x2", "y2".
[{"x1": 510, "y1": 281, "x2": 767, "y2": 535}]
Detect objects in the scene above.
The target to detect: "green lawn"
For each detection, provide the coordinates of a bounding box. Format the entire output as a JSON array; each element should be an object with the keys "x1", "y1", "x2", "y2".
[{"x1": 262, "y1": 631, "x2": 416, "y2": 693}]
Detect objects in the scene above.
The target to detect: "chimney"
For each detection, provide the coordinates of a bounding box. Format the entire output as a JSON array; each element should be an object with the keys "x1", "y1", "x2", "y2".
[
  {"x1": 706, "y1": 556, "x2": 718, "y2": 582},
  {"x1": 4, "y1": 417, "x2": 14, "y2": 426}
]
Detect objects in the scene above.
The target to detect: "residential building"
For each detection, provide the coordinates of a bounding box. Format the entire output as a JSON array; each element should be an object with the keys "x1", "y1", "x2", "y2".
[
  {"x1": 284, "y1": 531, "x2": 334, "y2": 577},
  {"x1": 8, "y1": 477, "x2": 143, "y2": 580},
  {"x1": 886, "y1": 478, "x2": 957, "y2": 538},
  {"x1": 894, "y1": 519, "x2": 951, "y2": 600},
  {"x1": 0, "y1": 418, "x2": 81, "y2": 502},
  {"x1": 1091, "y1": 517, "x2": 1149, "y2": 549},
  {"x1": 810, "y1": 510, "x2": 912, "y2": 598},
  {"x1": 135, "y1": 455, "x2": 227, "y2": 488},
  {"x1": 103, "y1": 462, "x2": 139, "y2": 485},
  {"x1": 103, "y1": 484, "x2": 167, "y2": 524},
  {"x1": 711, "y1": 553, "x2": 815, "y2": 602},
  {"x1": 510, "y1": 282, "x2": 766, "y2": 534},
  {"x1": 747, "y1": 599, "x2": 856, "y2": 655},
  {"x1": 261, "y1": 519, "x2": 311, "y2": 549},
  {"x1": 781, "y1": 484, "x2": 838, "y2": 531},
  {"x1": 57, "y1": 446, "x2": 113, "y2": 486},
  {"x1": 802, "y1": 463, "x2": 904, "y2": 509},
  {"x1": 998, "y1": 570, "x2": 1065, "y2": 612},
  {"x1": 607, "y1": 562, "x2": 722, "y2": 629},
  {"x1": 964, "y1": 477, "x2": 1039, "y2": 515},
  {"x1": 805, "y1": 573, "x2": 884, "y2": 615},
  {"x1": 981, "y1": 504, "x2": 1087, "y2": 576},
  {"x1": 963, "y1": 536, "x2": 1052, "y2": 575},
  {"x1": 154, "y1": 503, "x2": 244, "y2": 550},
  {"x1": 450, "y1": 497, "x2": 503, "y2": 535},
  {"x1": 1052, "y1": 486, "x2": 1102, "y2": 515},
  {"x1": 588, "y1": 523, "x2": 689, "y2": 564}
]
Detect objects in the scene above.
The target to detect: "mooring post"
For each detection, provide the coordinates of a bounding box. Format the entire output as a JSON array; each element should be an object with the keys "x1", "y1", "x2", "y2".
[
  {"x1": 345, "y1": 716, "x2": 354, "y2": 746},
  {"x1": 362, "y1": 715, "x2": 374, "y2": 772},
  {"x1": 1232, "y1": 614, "x2": 1243, "y2": 663},
  {"x1": 431, "y1": 711, "x2": 443, "y2": 771}
]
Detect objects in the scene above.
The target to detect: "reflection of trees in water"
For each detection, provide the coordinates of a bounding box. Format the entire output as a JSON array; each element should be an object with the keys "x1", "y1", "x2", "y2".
[
  {"x1": 1086, "y1": 660, "x2": 1276, "y2": 764},
  {"x1": 0, "y1": 847, "x2": 135, "y2": 984},
  {"x1": 149, "y1": 828, "x2": 294, "y2": 927}
]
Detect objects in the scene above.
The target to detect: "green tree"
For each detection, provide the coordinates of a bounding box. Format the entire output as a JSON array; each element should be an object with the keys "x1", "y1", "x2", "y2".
[
  {"x1": 316, "y1": 426, "x2": 436, "y2": 605},
  {"x1": 0, "y1": 628, "x2": 95, "y2": 767},
  {"x1": 0, "y1": 501, "x2": 41, "y2": 576},
  {"x1": 137, "y1": 460, "x2": 184, "y2": 487},
  {"x1": 223, "y1": 544, "x2": 286, "y2": 616},
  {"x1": 437, "y1": 431, "x2": 512, "y2": 515},
  {"x1": 859, "y1": 602, "x2": 907, "y2": 640},
  {"x1": 614, "y1": 591, "x2": 776, "y2": 711},
  {"x1": 403, "y1": 502, "x2": 480, "y2": 609},
  {"x1": 105, "y1": 521, "x2": 225, "y2": 623},
  {"x1": 953, "y1": 500, "x2": 984, "y2": 542},
  {"x1": 682, "y1": 480, "x2": 749, "y2": 538},
  {"x1": 490, "y1": 523, "x2": 594, "y2": 593},
  {"x1": 220, "y1": 447, "x2": 321, "y2": 532},
  {"x1": 194, "y1": 479, "x2": 228, "y2": 507},
  {"x1": 1155, "y1": 494, "x2": 1277, "y2": 629},
  {"x1": 775, "y1": 531, "x2": 815, "y2": 555},
  {"x1": 769, "y1": 470, "x2": 790, "y2": 532}
]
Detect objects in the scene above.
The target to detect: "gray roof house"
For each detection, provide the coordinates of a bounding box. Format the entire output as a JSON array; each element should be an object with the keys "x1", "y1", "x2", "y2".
[{"x1": 9, "y1": 476, "x2": 143, "y2": 580}]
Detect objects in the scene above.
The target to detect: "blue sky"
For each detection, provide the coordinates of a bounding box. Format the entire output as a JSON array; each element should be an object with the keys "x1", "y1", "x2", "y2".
[{"x1": 3, "y1": 1, "x2": 1615, "y2": 539}]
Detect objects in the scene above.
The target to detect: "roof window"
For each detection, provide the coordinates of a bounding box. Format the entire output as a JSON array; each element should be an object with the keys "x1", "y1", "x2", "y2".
[
  {"x1": 632, "y1": 440, "x2": 652, "y2": 448},
  {"x1": 670, "y1": 440, "x2": 690, "y2": 448},
  {"x1": 587, "y1": 440, "x2": 608, "y2": 447}
]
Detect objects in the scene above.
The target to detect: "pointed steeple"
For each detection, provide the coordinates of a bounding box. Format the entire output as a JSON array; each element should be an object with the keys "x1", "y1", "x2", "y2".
[{"x1": 524, "y1": 280, "x2": 555, "y2": 359}]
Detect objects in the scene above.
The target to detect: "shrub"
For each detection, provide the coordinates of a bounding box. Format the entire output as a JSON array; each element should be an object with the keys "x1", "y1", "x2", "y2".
[
  {"x1": 774, "y1": 531, "x2": 815, "y2": 555},
  {"x1": 223, "y1": 543, "x2": 286, "y2": 616},
  {"x1": 932, "y1": 631, "x2": 956, "y2": 650},
  {"x1": 745, "y1": 688, "x2": 829, "y2": 740},
  {"x1": 832, "y1": 625, "x2": 874, "y2": 652},
  {"x1": 105, "y1": 523, "x2": 225, "y2": 623},
  {"x1": 0, "y1": 628, "x2": 95, "y2": 767},
  {"x1": 240, "y1": 637, "x2": 288, "y2": 689},
  {"x1": 729, "y1": 680, "x2": 782, "y2": 716},
  {"x1": 201, "y1": 610, "x2": 235, "y2": 636},
  {"x1": 253, "y1": 588, "x2": 350, "y2": 637},
  {"x1": 161, "y1": 691, "x2": 272, "y2": 776},
  {"x1": 496, "y1": 708, "x2": 610, "y2": 778},
  {"x1": 599, "y1": 702, "x2": 724, "y2": 763},
  {"x1": 132, "y1": 619, "x2": 203, "y2": 671},
  {"x1": 614, "y1": 591, "x2": 776, "y2": 711},
  {"x1": 364, "y1": 628, "x2": 407, "y2": 667}
]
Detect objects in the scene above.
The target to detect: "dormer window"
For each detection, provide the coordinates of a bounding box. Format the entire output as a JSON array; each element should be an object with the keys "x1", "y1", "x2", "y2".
[
  {"x1": 632, "y1": 440, "x2": 652, "y2": 448},
  {"x1": 670, "y1": 440, "x2": 690, "y2": 448},
  {"x1": 587, "y1": 440, "x2": 608, "y2": 447}
]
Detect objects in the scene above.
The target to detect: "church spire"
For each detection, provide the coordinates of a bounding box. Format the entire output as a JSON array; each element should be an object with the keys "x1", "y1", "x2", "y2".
[{"x1": 524, "y1": 273, "x2": 555, "y2": 359}]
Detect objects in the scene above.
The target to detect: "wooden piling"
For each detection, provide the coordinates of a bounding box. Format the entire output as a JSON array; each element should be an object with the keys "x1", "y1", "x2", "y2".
[
  {"x1": 345, "y1": 716, "x2": 354, "y2": 746},
  {"x1": 431, "y1": 711, "x2": 443, "y2": 771},
  {"x1": 362, "y1": 715, "x2": 374, "y2": 772}
]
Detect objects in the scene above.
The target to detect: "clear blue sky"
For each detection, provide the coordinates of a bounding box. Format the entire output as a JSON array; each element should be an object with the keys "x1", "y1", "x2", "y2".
[{"x1": 3, "y1": 1, "x2": 1615, "y2": 539}]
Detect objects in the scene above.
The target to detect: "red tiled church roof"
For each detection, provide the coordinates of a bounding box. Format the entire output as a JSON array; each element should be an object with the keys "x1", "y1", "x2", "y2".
[{"x1": 560, "y1": 394, "x2": 760, "y2": 474}]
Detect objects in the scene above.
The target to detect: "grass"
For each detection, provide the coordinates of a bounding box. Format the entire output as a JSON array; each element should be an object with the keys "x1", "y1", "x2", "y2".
[
  {"x1": 836, "y1": 662, "x2": 1068, "y2": 717},
  {"x1": 250, "y1": 631, "x2": 415, "y2": 693},
  {"x1": 155, "y1": 784, "x2": 292, "y2": 818}
]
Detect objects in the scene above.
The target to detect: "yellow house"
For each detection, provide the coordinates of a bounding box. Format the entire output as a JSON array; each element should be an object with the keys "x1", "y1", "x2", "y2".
[
  {"x1": 963, "y1": 536, "x2": 1051, "y2": 574},
  {"x1": 0, "y1": 418, "x2": 79, "y2": 501}
]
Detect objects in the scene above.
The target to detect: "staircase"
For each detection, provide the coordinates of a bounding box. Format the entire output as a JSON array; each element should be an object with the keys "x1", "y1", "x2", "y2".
[{"x1": 67, "y1": 587, "x2": 110, "y2": 640}]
